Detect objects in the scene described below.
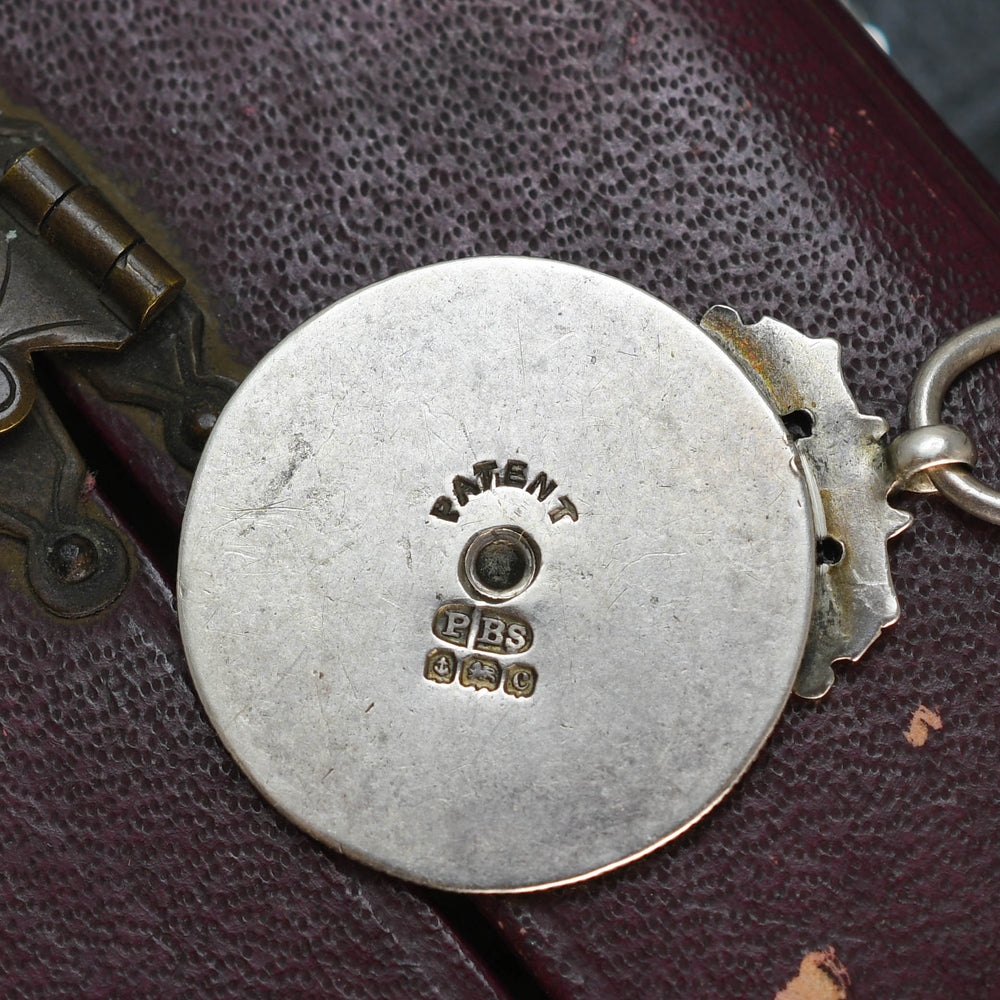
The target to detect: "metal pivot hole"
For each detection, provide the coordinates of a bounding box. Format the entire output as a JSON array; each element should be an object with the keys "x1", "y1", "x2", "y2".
[{"x1": 459, "y1": 525, "x2": 540, "y2": 603}]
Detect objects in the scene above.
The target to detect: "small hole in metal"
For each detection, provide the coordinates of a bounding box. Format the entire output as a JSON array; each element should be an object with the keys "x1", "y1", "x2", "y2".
[
  {"x1": 474, "y1": 539, "x2": 528, "y2": 592},
  {"x1": 181, "y1": 400, "x2": 219, "y2": 451},
  {"x1": 817, "y1": 536, "x2": 844, "y2": 566},
  {"x1": 459, "y1": 525, "x2": 540, "y2": 603},
  {"x1": 782, "y1": 409, "x2": 814, "y2": 440}
]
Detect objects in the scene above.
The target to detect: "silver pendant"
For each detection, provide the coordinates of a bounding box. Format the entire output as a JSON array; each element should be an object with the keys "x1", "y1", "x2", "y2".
[{"x1": 177, "y1": 257, "x2": 924, "y2": 891}]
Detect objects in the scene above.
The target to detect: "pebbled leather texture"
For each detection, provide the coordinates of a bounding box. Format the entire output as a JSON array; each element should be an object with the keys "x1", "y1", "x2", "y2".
[
  {"x1": 3, "y1": 0, "x2": 1000, "y2": 997},
  {"x1": 0, "y1": 535, "x2": 509, "y2": 999}
]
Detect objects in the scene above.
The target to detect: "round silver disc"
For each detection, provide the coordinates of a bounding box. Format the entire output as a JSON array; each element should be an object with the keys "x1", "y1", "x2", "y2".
[{"x1": 178, "y1": 257, "x2": 815, "y2": 892}]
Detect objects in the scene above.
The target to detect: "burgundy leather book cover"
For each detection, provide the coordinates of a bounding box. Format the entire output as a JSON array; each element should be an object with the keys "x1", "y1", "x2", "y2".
[{"x1": 3, "y1": 1, "x2": 1000, "y2": 998}]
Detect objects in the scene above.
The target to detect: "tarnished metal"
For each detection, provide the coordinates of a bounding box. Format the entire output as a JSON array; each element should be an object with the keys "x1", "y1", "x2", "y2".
[
  {"x1": 0, "y1": 139, "x2": 187, "y2": 435},
  {"x1": 69, "y1": 293, "x2": 236, "y2": 472},
  {"x1": 700, "y1": 306, "x2": 911, "y2": 700},
  {"x1": 0, "y1": 115, "x2": 237, "y2": 616},
  {"x1": 0, "y1": 391, "x2": 129, "y2": 617},
  {"x1": 0, "y1": 145, "x2": 184, "y2": 332},
  {"x1": 0, "y1": 118, "x2": 237, "y2": 459},
  {"x1": 179, "y1": 257, "x2": 819, "y2": 892},
  {"x1": 0, "y1": 190, "x2": 135, "y2": 434},
  {"x1": 908, "y1": 315, "x2": 1000, "y2": 524},
  {"x1": 0, "y1": 144, "x2": 77, "y2": 229},
  {"x1": 101, "y1": 241, "x2": 186, "y2": 332}
]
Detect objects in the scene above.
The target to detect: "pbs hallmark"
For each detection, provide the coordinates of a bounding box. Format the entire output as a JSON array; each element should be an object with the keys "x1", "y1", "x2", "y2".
[{"x1": 432, "y1": 602, "x2": 533, "y2": 654}]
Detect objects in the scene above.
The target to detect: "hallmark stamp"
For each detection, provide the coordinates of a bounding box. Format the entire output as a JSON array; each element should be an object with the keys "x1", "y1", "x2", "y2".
[
  {"x1": 503, "y1": 664, "x2": 538, "y2": 698},
  {"x1": 474, "y1": 613, "x2": 532, "y2": 655},
  {"x1": 423, "y1": 646, "x2": 537, "y2": 699},
  {"x1": 432, "y1": 602, "x2": 533, "y2": 654},
  {"x1": 459, "y1": 655, "x2": 503, "y2": 692},
  {"x1": 433, "y1": 604, "x2": 474, "y2": 646},
  {"x1": 425, "y1": 604, "x2": 538, "y2": 698},
  {"x1": 424, "y1": 648, "x2": 457, "y2": 685}
]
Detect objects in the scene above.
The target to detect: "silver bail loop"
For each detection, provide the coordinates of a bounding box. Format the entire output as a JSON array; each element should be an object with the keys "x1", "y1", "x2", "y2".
[
  {"x1": 889, "y1": 423, "x2": 977, "y2": 494},
  {"x1": 906, "y1": 315, "x2": 1000, "y2": 524}
]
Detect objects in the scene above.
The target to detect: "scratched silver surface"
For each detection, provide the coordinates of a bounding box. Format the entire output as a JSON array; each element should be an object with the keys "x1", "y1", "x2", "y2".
[{"x1": 178, "y1": 257, "x2": 816, "y2": 892}]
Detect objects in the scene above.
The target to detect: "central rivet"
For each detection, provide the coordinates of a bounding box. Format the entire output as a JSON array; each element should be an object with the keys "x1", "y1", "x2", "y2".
[
  {"x1": 46, "y1": 532, "x2": 99, "y2": 584},
  {"x1": 459, "y1": 525, "x2": 540, "y2": 603}
]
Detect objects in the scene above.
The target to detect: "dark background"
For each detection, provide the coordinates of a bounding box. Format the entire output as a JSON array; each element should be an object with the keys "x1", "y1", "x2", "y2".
[{"x1": 862, "y1": 0, "x2": 1000, "y2": 177}]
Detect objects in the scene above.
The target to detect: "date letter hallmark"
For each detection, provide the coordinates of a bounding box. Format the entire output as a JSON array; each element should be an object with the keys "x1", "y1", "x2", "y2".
[
  {"x1": 429, "y1": 456, "x2": 578, "y2": 526},
  {"x1": 503, "y1": 664, "x2": 537, "y2": 698},
  {"x1": 424, "y1": 602, "x2": 538, "y2": 699}
]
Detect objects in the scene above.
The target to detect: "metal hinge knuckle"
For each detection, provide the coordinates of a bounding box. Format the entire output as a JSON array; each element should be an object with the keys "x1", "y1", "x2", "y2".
[
  {"x1": 1, "y1": 145, "x2": 184, "y2": 333},
  {"x1": 0, "y1": 117, "x2": 238, "y2": 619}
]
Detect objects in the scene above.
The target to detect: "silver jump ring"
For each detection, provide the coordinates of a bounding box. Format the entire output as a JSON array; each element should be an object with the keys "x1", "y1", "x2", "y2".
[{"x1": 909, "y1": 315, "x2": 1000, "y2": 525}]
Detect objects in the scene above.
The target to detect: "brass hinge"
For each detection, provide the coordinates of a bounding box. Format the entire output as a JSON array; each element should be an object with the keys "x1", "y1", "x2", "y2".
[
  {"x1": 0, "y1": 116, "x2": 238, "y2": 618},
  {"x1": 0, "y1": 144, "x2": 185, "y2": 433}
]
